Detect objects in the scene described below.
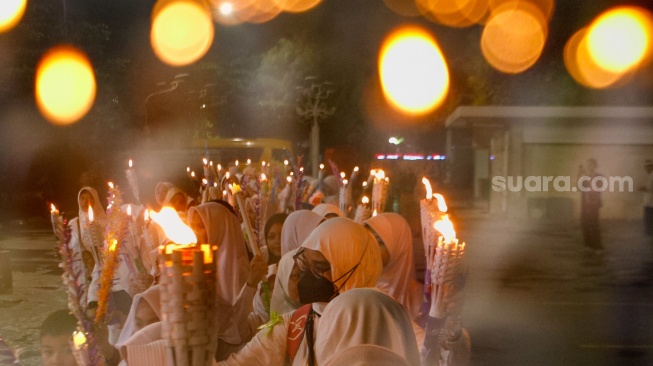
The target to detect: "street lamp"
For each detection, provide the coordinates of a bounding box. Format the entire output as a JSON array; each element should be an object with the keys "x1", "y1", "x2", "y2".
[{"x1": 296, "y1": 77, "x2": 336, "y2": 177}]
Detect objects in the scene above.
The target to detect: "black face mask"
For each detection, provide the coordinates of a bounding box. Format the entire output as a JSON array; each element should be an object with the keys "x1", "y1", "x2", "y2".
[
  {"x1": 297, "y1": 272, "x2": 336, "y2": 304},
  {"x1": 297, "y1": 262, "x2": 361, "y2": 304}
]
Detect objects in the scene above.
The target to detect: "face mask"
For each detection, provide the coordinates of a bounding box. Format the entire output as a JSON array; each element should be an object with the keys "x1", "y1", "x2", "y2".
[
  {"x1": 297, "y1": 272, "x2": 336, "y2": 304},
  {"x1": 297, "y1": 262, "x2": 361, "y2": 304}
]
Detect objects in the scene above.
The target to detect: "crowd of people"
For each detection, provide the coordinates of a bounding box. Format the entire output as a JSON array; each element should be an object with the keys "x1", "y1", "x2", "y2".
[{"x1": 39, "y1": 161, "x2": 471, "y2": 366}]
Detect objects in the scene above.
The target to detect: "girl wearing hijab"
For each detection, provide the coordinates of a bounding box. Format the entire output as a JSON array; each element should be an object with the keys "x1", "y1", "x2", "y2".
[
  {"x1": 216, "y1": 218, "x2": 383, "y2": 366},
  {"x1": 263, "y1": 213, "x2": 288, "y2": 265},
  {"x1": 269, "y1": 248, "x2": 303, "y2": 316},
  {"x1": 279, "y1": 210, "x2": 324, "y2": 256},
  {"x1": 187, "y1": 202, "x2": 267, "y2": 360},
  {"x1": 364, "y1": 212, "x2": 424, "y2": 320},
  {"x1": 67, "y1": 187, "x2": 108, "y2": 307},
  {"x1": 311, "y1": 203, "x2": 343, "y2": 219},
  {"x1": 315, "y1": 288, "x2": 421, "y2": 366},
  {"x1": 114, "y1": 285, "x2": 161, "y2": 363}
]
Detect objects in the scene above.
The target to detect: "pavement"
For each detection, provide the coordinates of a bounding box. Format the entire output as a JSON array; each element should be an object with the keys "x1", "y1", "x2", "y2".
[{"x1": 1, "y1": 212, "x2": 653, "y2": 365}]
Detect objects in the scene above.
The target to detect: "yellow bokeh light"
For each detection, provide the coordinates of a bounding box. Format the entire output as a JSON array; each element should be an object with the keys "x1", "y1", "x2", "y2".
[
  {"x1": 586, "y1": 6, "x2": 653, "y2": 74},
  {"x1": 273, "y1": 0, "x2": 322, "y2": 14},
  {"x1": 0, "y1": 0, "x2": 27, "y2": 33},
  {"x1": 417, "y1": 0, "x2": 489, "y2": 28},
  {"x1": 151, "y1": 0, "x2": 214, "y2": 66},
  {"x1": 481, "y1": 2, "x2": 547, "y2": 73},
  {"x1": 378, "y1": 26, "x2": 450, "y2": 115},
  {"x1": 35, "y1": 46, "x2": 96, "y2": 125},
  {"x1": 564, "y1": 27, "x2": 631, "y2": 89}
]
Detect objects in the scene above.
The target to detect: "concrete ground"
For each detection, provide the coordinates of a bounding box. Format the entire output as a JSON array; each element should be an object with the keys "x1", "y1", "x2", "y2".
[{"x1": 1, "y1": 213, "x2": 652, "y2": 365}]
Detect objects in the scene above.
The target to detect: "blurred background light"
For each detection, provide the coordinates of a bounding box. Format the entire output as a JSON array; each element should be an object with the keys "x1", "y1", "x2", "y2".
[
  {"x1": 151, "y1": 0, "x2": 214, "y2": 66},
  {"x1": 481, "y1": 1, "x2": 548, "y2": 73},
  {"x1": 35, "y1": 46, "x2": 96, "y2": 125},
  {"x1": 378, "y1": 26, "x2": 450, "y2": 115},
  {"x1": 0, "y1": 0, "x2": 27, "y2": 33}
]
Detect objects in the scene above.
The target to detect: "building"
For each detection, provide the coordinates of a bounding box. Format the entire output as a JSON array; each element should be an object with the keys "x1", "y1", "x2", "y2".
[{"x1": 445, "y1": 106, "x2": 653, "y2": 220}]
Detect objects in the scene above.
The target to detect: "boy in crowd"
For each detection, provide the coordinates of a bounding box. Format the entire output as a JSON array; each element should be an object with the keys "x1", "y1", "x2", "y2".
[{"x1": 40, "y1": 309, "x2": 78, "y2": 366}]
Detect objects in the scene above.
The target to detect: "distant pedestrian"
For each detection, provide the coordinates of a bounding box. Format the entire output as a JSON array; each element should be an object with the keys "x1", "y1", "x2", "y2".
[
  {"x1": 639, "y1": 159, "x2": 653, "y2": 239},
  {"x1": 578, "y1": 158, "x2": 604, "y2": 253}
]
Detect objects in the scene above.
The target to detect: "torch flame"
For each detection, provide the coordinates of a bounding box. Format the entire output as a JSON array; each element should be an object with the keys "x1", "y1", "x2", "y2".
[
  {"x1": 434, "y1": 214, "x2": 456, "y2": 243},
  {"x1": 433, "y1": 193, "x2": 448, "y2": 212},
  {"x1": 144, "y1": 209, "x2": 150, "y2": 221},
  {"x1": 129, "y1": 159, "x2": 133, "y2": 168},
  {"x1": 260, "y1": 173, "x2": 267, "y2": 181},
  {"x1": 375, "y1": 170, "x2": 386, "y2": 180},
  {"x1": 320, "y1": 164, "x2": 324, "y2": 170},
  {"x1": 354, "y1": 166, "x2": 359, "y2": 172},
  {"x1": 422, "y1": 177, "x2": 433, "y2": 199},
  {"x1": 108, "y1": 182, "x2": 114, "y2": 189},
  {"x1": 50, "y1": 203, "x2": 58, "y2": 213},
  {"x1": 372, "y1": 209, "x2": 378, "y2": 217},
  {"x1": 343, "y1": 179, "x2": 348, "y2": 185},
  {"x1": 150, "y1": 207, "x2": 197, "y2": 245},
  {"x1": 127, "y1": 205, "x2": 132, "y2": 216},
  {"x1": 217, "y1": 164, "x2": 222, "y2": 171},
  {"x1": 362, "y1": 196, "x2": 370, "y2": 204},
  {"x1": 287, "y1": 176, "x2": 292, "y2": 183},
  {"x1": 203, "y1": 157, "x2": 208, "y2": 165},
  {"x1": 88, "y1": 205, "x2": 94, "y2": 221},
  {"x1": 109, "y1": 239, "x2": 117, "y2": 252},
  {"x1": 340, "y1": 172, "x2": 346, "y2": 179}
]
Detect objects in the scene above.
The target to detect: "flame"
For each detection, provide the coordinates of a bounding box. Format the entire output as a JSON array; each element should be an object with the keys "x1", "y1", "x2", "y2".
[
  {"x1": 230, "y1": 183, "x2": 242, "y2": 195},
  {"x1": 372, "y1": 209, "x2": 378, "y2": 217},
  {"x1": 144, "y1": 209, "x2": 150, "y2": 221},
  {"x1": 354, "y1": 166, "x2": 359, "y2": 172},
  {"x1": 50, "y1": 203, "x2": 58, "y2": 214},
  {"x1": 320, "y1": 163, "x2": 324, "y2": 170},
  {"x1": 108, "y1": 182, "x2": 114, "y2": 189},
  {"x1": 127, "y1": 205, "x2": 132, "y2": 216},
  {"x1": 340, "y1": 172, "x2": 346, "y2": 178},
  {"x1": 422, "y1": 177, "x2": 433, "y2": 199},
  {"x1": 262, "y1": 161, "x2": 266, "y2": 166},
  {"x1": 375, "y1": 169, "x2": 386, "y2": 180},
  {"x1": 225, "y1": 172, "x2": 230, "y2": 180},
  {"x1": 217, "y1": 164, "x2": 222, "y2": 171},
  {"x1": 203, "y1": 157, "x2": 208, "y2": 165},
  {"x1": 72, "y1": 331, "x2": 86, "y2": 349},
  {"x1": 300, "y1": 167, "x2": 304, "y2": 172},
  {"x1": 434, "y1": 214, "x2": 456, "y2": 243},
  {"x1": 362, "y1": 181, "x2": 368, "y2": 187},
  {"x1": 209, "y1": 161, "x2": 213, "y2": 166},
  {"x1": 261, "y1": 173, "x2": 267, "y2": 181},
  {"x1": 213, "y1": 182, "x2": 218, "y2": 187},
  {"x1": 129, "y1": 159, "x2": 133, "y2": 168},
  {"x1": 433, "y1": 193, "x2": 448, "y2": 212},
  {"x1": 202, "y1": 178, "x2": 208, "y2": 185},
  {"x1": 362, "y1": 196, "x2": 370, "y2": 204},
  {"x1": 247, "y1": 159, "x2": 251, "y2": 165},
  {"x1": 150, "y1": 207, "x2": 197, "y2": 245},
  {"x1": 343, "y1": 179, "x2": 349, "y2": 185},
  {"x1": 109, "y1": 239, "x2": 117, "y2": 252},
  {"x1": 191, "y1": 171, "x2": 196, "y2": 178},
  {"x1": 287, "y1": 176, "x2": 292, "y2": 183},
  {"x1": 235, "y1": 159, "x2": 239, "y2": 166},
  {"x1": 88, "y1": 205, "x2": 94, "y2": 221},
  {"x1": 186, "y1": 166, "x2": 190, "y2": 172}
]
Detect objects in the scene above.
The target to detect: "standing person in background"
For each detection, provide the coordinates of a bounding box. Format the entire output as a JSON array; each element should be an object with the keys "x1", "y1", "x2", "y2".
[{"x1": 578, "y1": 158, "x2": 604, "y2": 254}]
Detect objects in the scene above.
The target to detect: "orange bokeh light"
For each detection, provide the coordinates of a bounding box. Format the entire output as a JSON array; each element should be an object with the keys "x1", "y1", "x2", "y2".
[
  {"x1": 273, "y1": 0, "x2": 322, "y2": 13},
  {"x1": 151, "y1": 0, "x2": 214, "y2": 66},
  {"x1": 0, "y1": 0, "x2": 27, "y2": 33},
  {"x1": 378, "y1": 26, "x2": 450, "y2": 115},
  {"x1": 35, "y1": 46, "x2": 96, "y2": 125},
  {"x1": 488, "y1": 0, "x2": 555, "y2": 22},
  {"x1": 481, "y1": 1, "x2": 548, "y2": 73},
  {"x1": 416, "y1": 0, "x2": 488, "y2": 28},
  {"x1": 564, "y1": 27, "x2": 631, "y2": 89},
  {"x1": 586, "y1": 6, "x2": 653, "y2": 74}
]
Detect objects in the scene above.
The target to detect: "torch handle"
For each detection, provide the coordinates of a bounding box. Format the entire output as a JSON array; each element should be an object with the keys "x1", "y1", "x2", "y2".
[{"x1": 234, "y1": 193, "x2": 261, "y2": 256}]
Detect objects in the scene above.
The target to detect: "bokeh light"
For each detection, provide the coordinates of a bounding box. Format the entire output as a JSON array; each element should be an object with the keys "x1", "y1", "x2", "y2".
[
  {"x1": 488, "y1": 0, "x2": 555, "y2": 22},
  {"x1": 586, "y1": 6, "x2": 653, "y2": 74},
  {"x1": 0, "y1": 0, "x2": 27, "y2": 33},
  {"x1": 416, "y1": 0, "x2": 488, "y2": 28},
  {"x1": 481, "y1": 1, "x2": 547, "y2": 73},
  {"x1": 35, "y1": 46, "x2": 96, "y2": 125},
  {"x1": 151, "y1": 0, "x2": 214, "y2": 66},
  {"x1": 273, "y1": 0, "x2": 322, "y2": 13},
  {"x1": 564, "y1": 27, "x2": 632, "y2": 89},
  {"x1": 378, "y1": 26, "x2": 450, "y2": 115}
]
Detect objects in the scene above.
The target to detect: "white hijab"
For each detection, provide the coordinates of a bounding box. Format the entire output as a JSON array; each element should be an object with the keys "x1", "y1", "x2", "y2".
[
  {"x1": 76, "y1": 187, "x2": 108, "y2": 250},
  {"x1": 269, "y1": 248, "x2": 302, "y2": 315},
  {"x1": 364, "y1": 213, "x2": 423, "y2": 319},
  {"x1": 115, "y1": 285, "x2": 161, "y2": 360},
  {"x1": 187, "y1": 202, "x2": 250, "y2": 306},
  {"x1": 311, "y1": 203, "x2": 343, "y2": 218},
  {"x1": 280, "y1": 210, "x2": 324, "y2": 256},
  {"x1": 315, "y1": 288, "x2": 421, "y2": 366},
  {"x1": 300, "y1": 218, "x2": 382, "y2": 293}
]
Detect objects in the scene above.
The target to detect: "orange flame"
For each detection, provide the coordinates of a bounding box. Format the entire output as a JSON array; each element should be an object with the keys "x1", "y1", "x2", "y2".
[
  {"x1": 362, "y1": 196, "x2": 370, "y2": 204},
  {"x1": 50, "y1": 203, "x2": 58, "y2": 214},
  {"x1": 433, "y1": 193, "x2": 448, "y2": 212},
  {"x1": 150, "y1": 207, "x2": 197, "y2": 245},
  {"x1": 434, "y1": 214, "x2": 456, "y2": 243},
  {"x1": 88, "y1": 205, "x2": 94, "y2": 221},
  {"x1": 375, "y1": 169, "x2": 386, "y2": 180},
  {"x1": 422, "y1": 177, "x2": 432, "y2": 199}
]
